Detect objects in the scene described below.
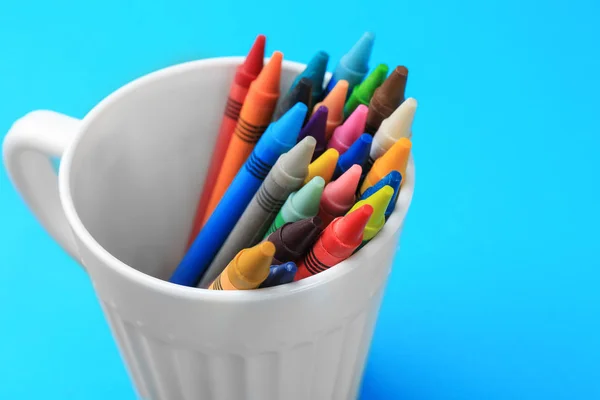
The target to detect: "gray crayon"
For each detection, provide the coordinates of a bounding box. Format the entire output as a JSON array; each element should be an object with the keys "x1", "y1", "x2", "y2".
[{"x1": 198, "y1": 136, "x2": 316, "y2": 287}]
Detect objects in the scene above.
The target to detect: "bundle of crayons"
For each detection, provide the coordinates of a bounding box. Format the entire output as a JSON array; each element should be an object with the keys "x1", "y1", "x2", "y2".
[{"x1": 169, "y1": 32, "x2": 416, "y2": 290}]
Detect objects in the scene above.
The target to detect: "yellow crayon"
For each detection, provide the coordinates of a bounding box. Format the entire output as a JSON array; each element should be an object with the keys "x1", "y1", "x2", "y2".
[
  {"x1": 360, "y1": 137, "x2": 411, "y2": 194},
  {"x1": 208, "y1": 242, "x2": 275, "y2": 290},
  {"x1": 347, "y1": 185, "x2": 394, "y2": 242},
  {"x1": 303, "y1": 148, "x2": 339, "y2": 185}
]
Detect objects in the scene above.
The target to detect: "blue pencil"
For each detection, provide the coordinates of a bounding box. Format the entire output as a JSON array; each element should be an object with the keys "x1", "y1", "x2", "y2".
[
  {"x1": 169, "y1": 103, "x2": 308, "y2": 286},
  {"x1": 333, "y1": 133, "x2": 372, "y2": 180},
  {"x1": 324, "y1": 32, "x2": 375, "y2": 99},
  {"x1": 259, "y1": 262, "x2": 298, "y2": 288},
  {"x1": 359, "y1": 170, "x2": 402, "y2": 220}
]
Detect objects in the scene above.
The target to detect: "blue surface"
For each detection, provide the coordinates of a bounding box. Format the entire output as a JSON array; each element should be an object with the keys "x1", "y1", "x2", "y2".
[{"x1": 1, "y1": 0, "x2": 599, "y2": 398}]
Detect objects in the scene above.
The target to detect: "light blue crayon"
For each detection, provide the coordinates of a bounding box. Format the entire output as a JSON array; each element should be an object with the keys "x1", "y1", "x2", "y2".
[
  {"x1": 259, "y1": 262, "x2": 298, "y2": 288},
  {"x1": 289, "y1": 51, "x2": 329, "y2": 102},
  {"x1": 169, "y1": 103, "x2": 308, "y2": 286},
  {"x1": 333, "y1": 133, "x2": 372, "y2": 180},
  {"x1": 324, "y1": 32, "x2": 375, "y2": 98},
  {"x1": 359, "y1": 170, "x2": 402, "y2": 220}
]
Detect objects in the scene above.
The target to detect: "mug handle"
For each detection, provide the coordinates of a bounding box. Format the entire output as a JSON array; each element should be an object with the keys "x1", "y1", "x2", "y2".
[{"x1": 3, "y1": 110, "x2": 82, "y2": 263}]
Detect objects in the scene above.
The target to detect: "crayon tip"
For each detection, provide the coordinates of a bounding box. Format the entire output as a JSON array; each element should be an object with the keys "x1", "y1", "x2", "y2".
[
  {"x1": 253, "y1": 51, "x2": 283, "y2": 95},
  {"x1": 291, "y1": 176, "x2": 325, "y2": 216},
  {"x1": 342, "y1": 32, "x2": 375, "y2": 73},
  {"x1": 273, "y1": 77, "x2": 313, "y2": 122},
  {"x1": 302, "y1": 51, "x2": 329, "y2": 96},
  {"x1": 380, "y1": 97, "x2": 417, "y2": 140},
  {"x1": 336, "y1": 134, "x2": 372, "y2": 178},
  {"x1": 324, "y1": 164, "x2": 362, "y2": 207},
  {"x1": 304, "y1": 148, "x2": 339, "y2": 185},
  {"x1": 356, "y1": 64, "x2": 389, "y2": 100},
  {"x1": 335, "y1": 204, "x2": 373, "y2": 244},
  {"x1": 242, "y1": 34, "x2": 266, "y2": 77},
  {"x1": 230, "y1": 242, "x2": 275, "y2": 288},
  {"x1": 352, "y1": 185, "x2": 394, "y2": 232},
  {"x1": 381, "y1": 137, "x2": 412, "y2": 177},
  {"x1": 280, "y1": 261, "x2": 298, "y2": 273},
  {"x1": 282, "y1": 136, "x2": 317, "y2": 177},
  {"x1": 269, "y1": 103, "x2": 309, "y2": 148},
  {"x1": 315, "y1": 80, "x2": 348, "y2": 123},
  {"x1": 294, "y1": 216, "x2": 324, "y2": 251},
  {"x1": 298, "y1": 105, "x2": 328, "y2": 141},
  {"x1": 376, "y1": 65, "x2": 409, "y2": 106},
  {"x1": 331, "y1": 104, "x2": 368, "y2": 151}
]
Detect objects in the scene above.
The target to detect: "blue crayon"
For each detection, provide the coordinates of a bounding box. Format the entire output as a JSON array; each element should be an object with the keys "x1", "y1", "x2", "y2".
[
  {"x1": 333, "y1": 133, "x2": 372, "y2": 180},
  {"x1": 289, "y1": 51, "x2": 329, "y2": 101},
  {"x1": 324, "y1": 32, "x2": 375, "y2": 98},
  {"x1": 359, "y1": 170, "x2": 402, "y2": 220},
  {"x1": 259, "y1": 262, "x2": 298, "y2": 288},
  {"x1": 169, "y1": 103, "x2": 308, "y2": 286}
]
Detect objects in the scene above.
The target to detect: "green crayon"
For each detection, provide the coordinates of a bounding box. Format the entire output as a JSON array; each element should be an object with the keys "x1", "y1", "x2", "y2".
[
  {"x1": 344, "y1": 64, "x2": 389, "y2": 118},
  {"x1": 264, "y1": 176, "x2": 325, "y2": 238}
]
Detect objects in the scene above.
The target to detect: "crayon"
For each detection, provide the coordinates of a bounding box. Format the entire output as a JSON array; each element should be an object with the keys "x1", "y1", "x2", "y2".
[
  {"x1": 367, "y1": 98, "x2": 417, "y2": 171},
  {"x1": 264, "y1": 176, "x2": 325, "y2": 237},
  {"x1": 198, "y1": 136, "x2": 316, "y2": 287},
  {"x1": 187, "y1": 35, "x2": 265, "y2": 246},
  {"x1": 344, "y1": 63, "x2": 388, "y2": 118},
  {"x1": 266, "y1": 216, "x2": 323, "y2": 265},
  {"x1": 288, "y1": 50, "x2": 329, "y2": 101},
  {"x1": 360, "y1": 170, "x2": 402, "y2": 220},
  {"x1": 272, "y1": 77, "x2": 313, "y2": 122},
  {"x1": 360, "y1": 137, "x2": 411, "y2": 195},
  {"x1": 313, "y1": 80, "x2": 348, "y2": 140},
  {"x1": 328, "y1": 104, "x2": 368, "y2": 155},
  {"x1": 259, "y1": 262, "x2": 298, "y2": 288},
  {"x1": 169, "y1": 103, "x2": 307, "y2": 287},
  {"x1": 297, "y1": 105, "x2": 328, "y2": 161},
  {"x1": 318, "y1": 164, "x2": 362, "y2": 227},
  {"x1": 365, "y1": 66, "x2": 409, "y2": 135},
  {"x1": 295, "y1": 205, "x2": 373, "y2": 281},
  {"x1": 333, "y1": 134, "x2": 372, "y2": 180},
  {"x1": 208, "y1": 242, "x2": 275, "y2": 290},
  {"x1": 348, "y1": 185, "x2": 394, "y2": 243},
  {"x1": 303, "y1": 148, "x2": 339, "y2": 185},
  {"x1": 203, "y1": 52, "x2": 283, "y2": 223},
  {"x1": 324, "y1": 32, "x2": 375, "y2": 98}
]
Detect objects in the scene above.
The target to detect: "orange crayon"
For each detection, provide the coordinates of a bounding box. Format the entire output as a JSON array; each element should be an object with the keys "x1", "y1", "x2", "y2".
[
  {"x1": 204, "y1": 52, "x2": 284, "y2": 223},
  {"x1": 313, "y1": 80, "x2": 348, "y2": 140},
  {"x1": 187, "y1": 35, "x2": 265, "y2": 246},
  {"x1": 360, "y1": 137, "x2": 411, "y2": 194},
  {"x1": 208, "y1": 242, "x2": 275, "y2": 290}
]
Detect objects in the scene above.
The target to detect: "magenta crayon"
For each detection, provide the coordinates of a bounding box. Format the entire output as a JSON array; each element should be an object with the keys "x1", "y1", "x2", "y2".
[{"x1": 328, "y1": 104, "x2": 368, "y2": 155}]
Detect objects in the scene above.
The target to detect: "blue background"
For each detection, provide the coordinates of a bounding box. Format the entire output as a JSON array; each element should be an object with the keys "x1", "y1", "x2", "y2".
[{"x1": 1, "y1": 0, "x2": 599, "y2": 398}]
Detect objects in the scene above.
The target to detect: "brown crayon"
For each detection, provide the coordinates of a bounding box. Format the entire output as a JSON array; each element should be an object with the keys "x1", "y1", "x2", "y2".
[{"x1": 364, "y1": 66, "x2": 408, "y2": 135}]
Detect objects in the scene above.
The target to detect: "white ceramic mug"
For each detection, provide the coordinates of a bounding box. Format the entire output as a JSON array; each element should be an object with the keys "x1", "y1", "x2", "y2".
[{"x1": 3, "y1": 57, "x2": 415, "y2": 400}]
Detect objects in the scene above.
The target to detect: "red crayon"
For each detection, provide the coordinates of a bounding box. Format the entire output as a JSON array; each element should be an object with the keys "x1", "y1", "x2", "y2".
[
  {"x1": 318, "y1": 164, "x2": 362, "y2": 227},
  {"x1": 295, "y1": 204, "x2": 373, "y2": 281},
  {"x1": 187, "y1": 35, "x2": 266, "y2": 246}
]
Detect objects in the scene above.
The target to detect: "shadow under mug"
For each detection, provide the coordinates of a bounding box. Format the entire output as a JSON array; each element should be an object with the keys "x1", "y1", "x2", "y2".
[{"x1": 3, "y1": 57, "x2": 415, "y2": 400}]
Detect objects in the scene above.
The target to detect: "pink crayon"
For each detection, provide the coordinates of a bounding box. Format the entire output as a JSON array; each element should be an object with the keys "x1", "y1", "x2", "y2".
[
  {"x1": 318, "y1": 164, "x2": 362, "y2": 227},
  {"x1": 328, "y1": 104, "x2": 368, "y2": 155}
]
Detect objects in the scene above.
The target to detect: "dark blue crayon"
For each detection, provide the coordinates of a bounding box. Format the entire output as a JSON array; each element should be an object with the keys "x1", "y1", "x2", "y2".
[
  {"x1": 359, "y1": 170, "x2": 402, "y2": 220},
  {"x1": 289, "y1": 51, "x2": 329, "y2": 101},
  {"x1": 259, "y1": 262, "x2": 298, "y2": 288},
  {"x1": 332, "y1": 133, "x2": 372, "y2": 180},
  {"x1": 169, "y1": 103, "x2": 308, "y2": 286},
  {"x1": 324, "y1": 32, "x2": 375, "y2": 99}
]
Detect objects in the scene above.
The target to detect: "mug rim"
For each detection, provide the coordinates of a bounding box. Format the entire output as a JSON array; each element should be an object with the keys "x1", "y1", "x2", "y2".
[{"x1": 58, "y1": 56, "x2": 415, "y2": 300}]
